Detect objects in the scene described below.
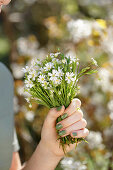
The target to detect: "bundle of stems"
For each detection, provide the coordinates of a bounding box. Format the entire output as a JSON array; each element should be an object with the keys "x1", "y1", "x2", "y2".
[{"x1": 23, "y1": 52, "x2": 98, "y2": 154}]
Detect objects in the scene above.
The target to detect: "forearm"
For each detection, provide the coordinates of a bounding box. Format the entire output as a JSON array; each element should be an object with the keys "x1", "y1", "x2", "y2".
[
  {"x1": 22, "y1": 141, "x2": 62, "y2": 170},
  {"x1": 10, "y1": 152, "x2": 21, "y2": 170}
]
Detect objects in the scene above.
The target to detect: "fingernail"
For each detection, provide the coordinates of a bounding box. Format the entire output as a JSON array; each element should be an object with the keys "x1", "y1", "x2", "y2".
[
  {"x1": 57, "y1": 106, "x2": 62, "y2": 111},
  {"x1": 72, "y1": 132, "x2": 77, "y2": 136},
  {"x1": 61, "y1": 113, "x2": 68, "y2": 120},
  {"x1": 58, "y1": 130, "x2": 66, "y2": 136},
  {"x1": 56, "y1": 123, "x2": 63, "y2": 130}
]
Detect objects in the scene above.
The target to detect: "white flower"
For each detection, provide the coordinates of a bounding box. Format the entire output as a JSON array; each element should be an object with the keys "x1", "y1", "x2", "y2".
[
  {"x1": 54, "y1": 78, "x2": 61, "y2": 85},
  {"x1": 54, "y1": 52, "x2": 60, "y2": 57},
  {"x1": 56, "y1": 67, "x2": 64, "y2": 77},
  {"x1": 62, "y1": 58, "x2": 67, "y2": 64},
  {"x1": 50, "y1": 53, "x2": 54, "y2": 58},
  {"x1": 22, "y1": 66, "x2": 29, "y2": 73},
  {"x1": 25, "y1": 97, "x2": 31, "y2": 103},
  {"x1": 48, "y1": 69, "x2": 63, "y2": 79},
  {"x1": 50, "y1": 77, "x2": 61, "y2": 85},
  {"x1": 33, "y1": 65, "x2": 39, "y2": 70},
  {"x1": 29, "y1": 103, "x2": 32, "y2": 108},
  {"x1": 49, "y1": 76, "x2": 54, "y2": 82},
  {"x1": 52, "y1": 58, "x2": 61, "y2": 64},
  {"x1": 44, "y1": 62, "x2": 54, "y2": 71},
  {"x1": 28, "y1": 70, "x2": 37, "y2": 81},
  {"x1": 68, "y1": 92, "x2": 71, "y2": 97},
  {"x1": 25, "y1": 79, "x2": 34, "y2": 88},
  {"x1": 31, "y1": 58, "x2": 37, "y2": 66},
  {"x1": 48, "y1": 69, "x2": 57, "y2": 78},
  {"x1": 50, "y1": 52, "x2": 60, "y2": 58},
  {"x1": 58, "y1": 91, "x2": 61, "y2": 95},
  {"x1": 65, "y1": 51, "x2": 79, "y2": 64},
  {"x1": 65, "y1": 72, "x2": 76, "y2": 84},
  {"x1": 91, "y1": 58, "x2": 98, "y2": 66},
  {"x1": 39, "y1": 67, "x2": 44, "y2": 73},
  {"x1": 50, "y1": 89, "x2": 54, "y2": 94},
  {"x1": 41, "y1": 81, "x2": 48, "y2": 89},
  {"x1": 76, "y1": 61, "x2": 79, "y2": 65},
  {"x1": 70, "y1": 55, "x2": 76, "y2": 63},
  {"x1": 38, "y1": 75, "x2": 45, "y2": 83}
]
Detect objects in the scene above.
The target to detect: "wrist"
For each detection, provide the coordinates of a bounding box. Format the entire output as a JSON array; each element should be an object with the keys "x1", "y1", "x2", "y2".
[{"x1": 38, "y1": 140, "x2": 62, "y2": 161}]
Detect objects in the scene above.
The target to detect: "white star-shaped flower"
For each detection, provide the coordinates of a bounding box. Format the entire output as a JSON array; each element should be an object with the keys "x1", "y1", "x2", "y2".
[
  {"x1": 38, "y1": 75, "x2": 45, "y2": 83},
  {"x1": 44, "y1": 62, "x2": 54, "y2": 71},
  {"x1": 25, "y1": 79, "x2": 34, "y2": 88},
  {"x1": 22, "y1": 66, "x2": 29, "y2": 73}
]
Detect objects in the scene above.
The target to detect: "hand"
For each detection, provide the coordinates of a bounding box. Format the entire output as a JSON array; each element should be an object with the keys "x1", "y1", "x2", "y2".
[
  {"x1": 40, "y1": 98, "x2": 89, "y2": 158},
  {"x1": 0, "y1": 0, "x2": 11, "y2": 12},
  {"x1": 22, "y1": 98, "x2": 89, "y2": 170}
]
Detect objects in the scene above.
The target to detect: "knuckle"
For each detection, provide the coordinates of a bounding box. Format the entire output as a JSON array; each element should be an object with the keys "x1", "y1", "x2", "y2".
[
  {"x1": 75, "y1": 98, "x2": 81, "y2": 106},
  {"x1": 72, "y1": 98, "x2": 81, "y2": 108},
  {"x1": 77, "y1": 110, "x2": 83, "y2": 119},
  {"x1": 81, "y1": 119, "x2": 87, "y2": 126}
]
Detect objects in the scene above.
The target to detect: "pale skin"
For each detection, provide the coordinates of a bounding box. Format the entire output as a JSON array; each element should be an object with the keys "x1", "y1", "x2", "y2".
[
  {"x1": 0, "y1": 0, "x2": 11, "y2": 12},
  {"x1": 10, "y1": 98, "x2": 89, "y2": 170}
]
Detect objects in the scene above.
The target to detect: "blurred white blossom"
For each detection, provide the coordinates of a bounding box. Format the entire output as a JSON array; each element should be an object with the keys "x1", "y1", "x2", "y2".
[
  {"x1": 17, "y1": 37, "x2": 39, "y2": 56},
  {"x1": 61, "y1": 157, "x2": 87, "y2": 170},
  {"x1": 95, "y1": 68, "x2": 112, "y2": 92},
  {"x1": 67, "y1": 19, "x2": 92, "y2": 43},
  {"x1": 13, "y1": 96, "x2": 20, "y2": 113},
  {"x1": 87, "y1": 131, "x2": 104, "y2": 149},
  {"x1": 107, "y1": 100, "x2": 113, "y2": 111},
  {"x1": 11, "y1": 63, "x2": 24, "y2": 79},
  {"x1": 67, "y1": 19, "x2": 107, "y2": 43},
  {"x1": 109, "y1": 112, "x2": 113, "y2": 120},
  {"x1": 101, "y1": 27, "x2": 113, "y2": 55},
  {"x1": 25, "y1": 111, "x2": 34, "y2": 122}
]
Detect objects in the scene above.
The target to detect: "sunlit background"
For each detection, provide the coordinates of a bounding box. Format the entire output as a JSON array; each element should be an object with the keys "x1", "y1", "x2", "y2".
[{"x1": 0, "y1": 0, "x2": 113, "y2": 169}]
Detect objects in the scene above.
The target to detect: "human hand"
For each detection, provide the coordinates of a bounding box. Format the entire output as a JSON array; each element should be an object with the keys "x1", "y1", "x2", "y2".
[
  {"x1": 0, "y1": 0, "x2": 11, "y2": 12},
  {"x1": 40, "y1": 98, "x2": 89, "y2": 158}
]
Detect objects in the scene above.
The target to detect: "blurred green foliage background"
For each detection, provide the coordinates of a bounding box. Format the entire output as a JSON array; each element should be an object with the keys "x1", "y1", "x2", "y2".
[{"x1": 0, "y1": 0, "x2": 113, "y2": 169}]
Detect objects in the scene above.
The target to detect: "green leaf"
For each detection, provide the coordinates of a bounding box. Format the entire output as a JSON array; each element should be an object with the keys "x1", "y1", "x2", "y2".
[
  {"x1": 35, "y1": 99, "x2": 50, "y2": 108},
  {"x1": 79, "y1": 67, "x2": 90, "y2": 74},
  {"x1": 85, "y1": 70, "x2": 98, "y2": 74}
]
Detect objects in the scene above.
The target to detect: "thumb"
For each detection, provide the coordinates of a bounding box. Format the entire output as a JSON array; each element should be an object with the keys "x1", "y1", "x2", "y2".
[{"x1": 44, "y1": 106, "x2": 65, "y2": 128}]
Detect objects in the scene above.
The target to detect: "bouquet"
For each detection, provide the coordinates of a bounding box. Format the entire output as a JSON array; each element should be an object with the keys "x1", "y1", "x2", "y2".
[{"x1": 23, "y1": 52, "x2": 98, "y2": 154}]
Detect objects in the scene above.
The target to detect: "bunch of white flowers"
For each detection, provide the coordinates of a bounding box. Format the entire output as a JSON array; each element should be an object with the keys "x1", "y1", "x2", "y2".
[{"x1": 23, "y1": 51, "x2": 97, "y2": 153}]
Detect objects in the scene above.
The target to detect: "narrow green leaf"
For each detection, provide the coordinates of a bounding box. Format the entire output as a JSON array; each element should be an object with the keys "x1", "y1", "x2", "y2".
[
  {"x1": 79, "y1": 67, "x2": 90, "y2": 74},
  {"x1": 85, "y1": 70, "x2": 98, "y2": 74}
]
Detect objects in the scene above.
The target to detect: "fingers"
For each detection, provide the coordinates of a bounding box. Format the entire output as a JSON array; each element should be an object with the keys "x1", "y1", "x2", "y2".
[
  {"x1": 65, "y1": 129, "x2": 89, "y2": 151},
  {"x1": 64, "y1": 98, "x2": 81, "y2": 117},
  {"x1": 56, "y1": 109, "x2": 83, "y2": 129},
  {"x1": 58, "y1": 118, "x2": 87, "y2": 137},
  {"x1": 70, "y1": 128, "x2": 89, "y2": 138},
  {"x1": 45, "y1": 105, "x2": 65, "y2": 127}
]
